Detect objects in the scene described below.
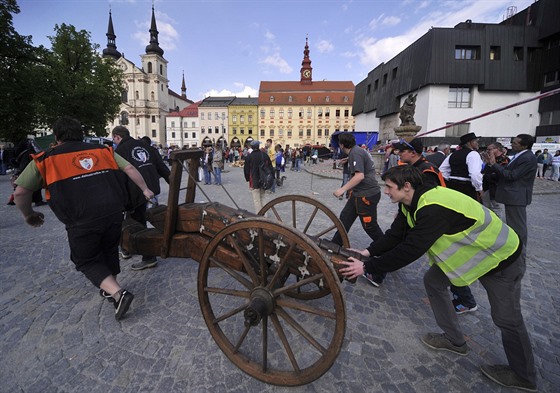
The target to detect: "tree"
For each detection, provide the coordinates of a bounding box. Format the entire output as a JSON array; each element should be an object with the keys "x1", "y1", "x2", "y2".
[
  {"x1": 40, "y1": 23, "x2": 124, "y2": 136},
  {"x1": 0, "y1": 0, "x2": 47, "y2": 142}
]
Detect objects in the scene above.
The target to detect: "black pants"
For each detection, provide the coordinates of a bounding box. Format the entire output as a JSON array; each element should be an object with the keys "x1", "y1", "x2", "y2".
[
  {"x1": 332, "y1": 192, "x2": 383, "y2": 246},
  {"x1": 67, "y1": 213, "x2": 123, "y2": 287}
]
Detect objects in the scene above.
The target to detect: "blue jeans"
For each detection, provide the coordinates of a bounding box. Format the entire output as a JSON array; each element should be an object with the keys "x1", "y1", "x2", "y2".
[
  {"x1": 213, "y1": 167, "x2": 222, "y2": 185},
  {"x1": 204, "y1": 167, "x2": 212, "y2": 184},
  {"x1": 295, "y1": 159, "x2": 302, "y2": 171}
]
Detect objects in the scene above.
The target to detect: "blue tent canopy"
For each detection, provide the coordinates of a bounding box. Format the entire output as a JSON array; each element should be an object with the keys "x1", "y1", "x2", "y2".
[{"x1": 331, "y1": 131, "x2": 379, "y2": 151}]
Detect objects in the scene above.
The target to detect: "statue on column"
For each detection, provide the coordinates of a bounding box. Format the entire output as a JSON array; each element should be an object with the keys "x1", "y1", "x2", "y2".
[{"x1": 399, "y1": 93, "x2": 417, "y2": 126}]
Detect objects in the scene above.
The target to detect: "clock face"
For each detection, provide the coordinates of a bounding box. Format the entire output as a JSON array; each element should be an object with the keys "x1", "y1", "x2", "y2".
[
  {"x1": 303, "y1": 70, "x2": 311, "y2": 78},
  {"x1": 120, "y1": 63, "x2": 127, "y2": 71}
]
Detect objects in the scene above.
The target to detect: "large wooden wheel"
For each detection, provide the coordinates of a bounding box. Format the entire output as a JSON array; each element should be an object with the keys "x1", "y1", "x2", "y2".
[
  {"x1": 197, "y1": 218, "x2": 346, "y2": 386},
  {"x1": 258, "y1": 195, "x2": 350, "y2": 248},
  {"x1": 258, "y1": 195, "x2": 349, "y2": 300}
]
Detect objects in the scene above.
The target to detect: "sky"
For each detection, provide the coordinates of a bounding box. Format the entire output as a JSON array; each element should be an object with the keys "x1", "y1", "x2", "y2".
[{"x1": 14, "y1": 0, "x2": 536, "y2": 101}]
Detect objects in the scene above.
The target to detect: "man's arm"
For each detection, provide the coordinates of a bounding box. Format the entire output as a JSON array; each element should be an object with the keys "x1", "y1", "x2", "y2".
[
  {"x1": 122, "y1": 164, "x2": 155, "y2": 200},
  {"x1": 333, "y1": 171, "x2": 364, "y2": 198},
  {"x1": 466, "y1": 151, "x2": 483, "y2": 192},
  {"x1": 14, "y1": 186, "x2": 45, "y2": 227},
  {"x1": 439, "y1": 155, "x2": 451, "y2": 178},
  {"x1": 492, "y1": 153, "x2": 536, "y2": 181}
]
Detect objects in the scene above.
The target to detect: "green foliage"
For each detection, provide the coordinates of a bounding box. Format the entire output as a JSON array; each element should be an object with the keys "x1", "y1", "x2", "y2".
[{"x1": 0, "y1": 1, "x2": 124, "y2": 142}]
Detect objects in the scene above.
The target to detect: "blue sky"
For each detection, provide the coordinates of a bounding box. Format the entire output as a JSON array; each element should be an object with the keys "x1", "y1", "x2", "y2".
[{"x1": 14, "y1": 0, "x2": 535, "y2": 101}]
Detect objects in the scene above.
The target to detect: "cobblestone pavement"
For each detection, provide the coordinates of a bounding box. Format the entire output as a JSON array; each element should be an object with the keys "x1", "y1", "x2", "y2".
[{"x1": 0, "y1": 160, "x2": 558, "y2": 393}]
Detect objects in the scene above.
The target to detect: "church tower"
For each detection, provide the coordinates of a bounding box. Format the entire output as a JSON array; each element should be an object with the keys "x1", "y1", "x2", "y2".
[
  {"x1": 300, "y1": 36, "x2": 313, "y2": 85},
  {"x1": 102, "y1": 9, "x2": 121, "y2": 60}
]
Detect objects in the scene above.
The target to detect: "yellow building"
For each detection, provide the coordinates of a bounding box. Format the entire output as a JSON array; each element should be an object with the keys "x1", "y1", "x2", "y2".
[
  {"x1": 228, "y1": 97, "x2": 259, "y2": 148},
  {"x1": 257, "y1": 38, "x2": 355, "y2": 148}
]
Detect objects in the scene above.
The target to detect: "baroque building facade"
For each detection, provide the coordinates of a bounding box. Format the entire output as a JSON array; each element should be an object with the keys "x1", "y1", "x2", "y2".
[{"x1": 102, "y1": 7, "x2": 192, "y2": 145}]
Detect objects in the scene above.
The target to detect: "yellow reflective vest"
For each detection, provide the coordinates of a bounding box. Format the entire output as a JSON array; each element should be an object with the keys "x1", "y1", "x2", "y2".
[{"x1": 401, "y1": 187, "x2": 520, "y2": 286}]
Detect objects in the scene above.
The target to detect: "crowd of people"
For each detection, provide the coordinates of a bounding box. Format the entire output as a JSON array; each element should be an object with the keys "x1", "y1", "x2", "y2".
[{"x1": 7, "y1": 120, "x2": 547, "y2": 390}]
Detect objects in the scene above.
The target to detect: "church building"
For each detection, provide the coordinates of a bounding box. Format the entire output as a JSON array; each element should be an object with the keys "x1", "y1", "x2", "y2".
[{"x1": 102, "y1": 7, "x2": 193, "y2": 145}]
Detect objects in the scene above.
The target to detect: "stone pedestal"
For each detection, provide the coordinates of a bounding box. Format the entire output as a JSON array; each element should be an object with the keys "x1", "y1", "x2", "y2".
[{"x1": 393, "y1": 125, "x2": 422, "y2": 139}]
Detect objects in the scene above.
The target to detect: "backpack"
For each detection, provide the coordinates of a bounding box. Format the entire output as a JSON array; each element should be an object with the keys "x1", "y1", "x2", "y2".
[{"x1": 258, "y1": 152, "x2": 275, "y2": 190}]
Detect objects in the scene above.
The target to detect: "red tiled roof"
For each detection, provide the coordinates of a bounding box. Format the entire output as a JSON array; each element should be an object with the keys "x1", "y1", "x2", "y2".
[{"x1": 258, "y1": 81, "x2": 355, "y2": 105}]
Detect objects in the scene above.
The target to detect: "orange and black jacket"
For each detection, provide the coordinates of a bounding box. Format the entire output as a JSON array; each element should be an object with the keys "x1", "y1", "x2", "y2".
[
  {"x1": 398, "y1": 158, "x2": 446, "y2": 187},
  {"x1": 33, "y1": 142, "x2": 127, "y2": 227}
]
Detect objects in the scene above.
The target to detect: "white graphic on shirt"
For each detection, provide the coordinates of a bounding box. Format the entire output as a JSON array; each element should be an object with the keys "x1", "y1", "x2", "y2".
[
  {"x1": 79, "y1": 158, "x2": 94, "y2": 170},
  {"x1": 132, "y1": 146, "x2": 149, "y2": 163}
]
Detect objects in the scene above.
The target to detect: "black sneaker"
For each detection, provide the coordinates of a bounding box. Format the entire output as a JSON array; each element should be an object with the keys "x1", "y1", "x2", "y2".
[
  {"x1": 131, "y1": 258, "x2": 158, "y2": 271},
  {"x1": 480, "y1": 365, "x2": 537, "y2": 392},
  {"x1": 115, "y1": 290, "x2": 134, "y2": 320},
  {"x1": 99, "y1": 289, "x2": 115, "y2": 304},
  {"x1": 119, "y1": 249, "x2": 132, "y2": 260}
]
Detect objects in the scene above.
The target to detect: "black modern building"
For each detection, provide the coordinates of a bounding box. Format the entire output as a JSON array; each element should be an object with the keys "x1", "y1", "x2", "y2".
[{"x1": 353, "y1": 0, "x2": 560, "y2": 146}]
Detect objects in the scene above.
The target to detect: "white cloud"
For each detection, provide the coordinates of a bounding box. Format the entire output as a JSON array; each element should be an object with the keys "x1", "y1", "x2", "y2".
[
  {"x1": 260, "y1": 53, "x2": 292, "y2": 74},
  {"x1": 132, "y1": 11, "x2": 179, "y2": 51},
  {"x1": 357, "y1": 0, "x2": 528, "y2": 68},
  {"x1": 382, "y1": 16, "x2": 401, "y2": 27},
  {"x1": 368, "y1": 14, "x2": 401, "y2": 30},
  {"x1": 317, "y1": 40, "x2": 334, "y2": 53},
  {"x1": 204, "y1": 85, "x2": 258, "y2": 98}
]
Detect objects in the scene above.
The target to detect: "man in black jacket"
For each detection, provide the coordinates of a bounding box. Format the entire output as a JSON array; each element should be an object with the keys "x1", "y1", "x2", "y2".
[
  {"x1": 112, "y1": 126, "x2": 170, "y2": 270},
  {"x1": 243, "y1": 140, "x2": 271, "y2": 213}
]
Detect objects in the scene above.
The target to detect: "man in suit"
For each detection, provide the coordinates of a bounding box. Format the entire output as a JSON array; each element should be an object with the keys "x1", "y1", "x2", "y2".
[
  {"x1": 425, "y1": 142, "x2": 451, "y2": 168},
  {"x1": 485, "y1": 134, "x2": 537, "y2": 246}
]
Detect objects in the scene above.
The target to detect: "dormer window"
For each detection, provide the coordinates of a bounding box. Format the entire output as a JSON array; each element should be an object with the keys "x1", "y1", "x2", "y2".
[
  {"x1": 343, "y1": 96, "x2": 349, "y2": 102},
  {"x1": 307, "y1": 96, "x2": 311, "y2": 102},
  {"x1": 289, "y1": 96, "x2": 293, "y2": 102},
  {"x1": 270, "y1": 96, "x2": 274, "y2": 102},
  {"x1": 326, "y1": 96, "x2": 330, "y2": 102}
]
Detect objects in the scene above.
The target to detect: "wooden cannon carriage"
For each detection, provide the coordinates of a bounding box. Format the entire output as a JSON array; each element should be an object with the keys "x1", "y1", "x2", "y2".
[{"x1": 121, "y1": 149, "x2": 363, "y2": 386}]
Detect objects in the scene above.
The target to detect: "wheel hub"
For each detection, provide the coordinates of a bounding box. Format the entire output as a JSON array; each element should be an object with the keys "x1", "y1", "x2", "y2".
[{"x1": 244, "y1": 287, "x2": 275, "y2": 326}]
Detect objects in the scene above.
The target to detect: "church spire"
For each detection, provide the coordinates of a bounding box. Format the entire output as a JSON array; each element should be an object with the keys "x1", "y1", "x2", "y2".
[
  {"x1": 181, "y1": 71, "x2": 186, "y2": 98},
  {"x1": 102, "y1": 9, "x2": 121, "y2": 60},
  {"x1": 145, "y1": 5, "x2": 164, "y2": 56},
  {"x1": 300, "y1": 35, "x2": 312, "y2": 84}
]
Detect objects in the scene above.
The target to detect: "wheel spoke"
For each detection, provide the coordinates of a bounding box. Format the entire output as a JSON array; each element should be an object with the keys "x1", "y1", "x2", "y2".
[
  {"x1": 275, "y1": 298, "x2": 337, "y2": 319},
  {"x1": 227, "y1": 233, "x2": 260, "y2": 285},
  {"x1": 233, "y1": 324, "x2": 252, "y2": 353},
  {"x1": 270, "y1": 206, "x2": 282, "y2": 222},
  {"x1": 302, "y1": 206, "x2": 320, "y2": 235},
  {"x1": 213, "y1": 303, "x2": 248, "y2": 324},
  {"x1": 205, "y1": 286, "x2": 251, "y2": 299},
  {"x1": 270, "y1": 313, "x2": 300, "y2": 372},
  {"x1": 266, "y1": 242, "x2": 296, "y2": 291},
  {"x1": 208, "y1": 256, "x2": 253, "y2": 290},
  {"x1": 312, "y1": 223, "x2": 338, "y2": 239},
  {"x1": 275, "y1": 306, "x2": 328, "y2": 354},
  {"x1": 261, "y1": 316, "x2": 268, "y2": 373},
  {"x1": 274, "y1": 273, "x2": 325, "y2": 296},
  {"x1": 291, "y1": 200, "x2": 296, "y2": 228},
  {"x1": 258, "y1": 227, "x2": 267, "y2": 286}
]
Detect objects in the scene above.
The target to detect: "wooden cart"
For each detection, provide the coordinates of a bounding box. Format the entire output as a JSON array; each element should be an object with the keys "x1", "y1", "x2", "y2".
[{"x1": 121, "y1": 149, "x2": 362, "y2": 386}]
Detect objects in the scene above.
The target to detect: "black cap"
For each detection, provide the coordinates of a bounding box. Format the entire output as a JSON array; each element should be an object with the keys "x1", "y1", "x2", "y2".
[{"x1": 392, "y1": 138, "x2": 423, "y2": 154}]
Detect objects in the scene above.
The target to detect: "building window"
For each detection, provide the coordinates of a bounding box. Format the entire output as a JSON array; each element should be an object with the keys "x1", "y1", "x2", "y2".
[
  {"x1": 233, "y1": 128, "x2": 237, "y2": 135},
  {"x1": 260, "y1": 129, "x2": 265, "y2": 137},
  {"x1": 455, "y1": 46, "x2": 480, "y2": 60},
  {"x1": 343, "y1": 96, "x2": 349, "y2": 102},
  {"x1": 490, "y1": 46, "x2": 501, "y2": 60},
  {"x1": 383, "y1": 74, "x2": 387, "y2": 85},
  {"x1": 147, "y1": 62, "x2": 152, "y2": 73},
  {"x1": 270, "y1": 109, "x2": 275, "y2": 119},
  {"x1": 215, "y1": 112, "x2": 219, "y2": 120},
  {"x1": 325, "y1": 96, "x2": 330, "y2": 102},
  {"x1": 241, "y1": 128, "x2": 245, "y2": 135},
  {"x1": 445, "y1": 122, "x2": 470, "y2": 137},
  {"x1": 171, "y1": 121, "x2": 175, "y2": 128},
  {"x1": 121, "y1": 90, "x2": 128, "y2": 103},
  {"x1": 392, "y1": 67, "x2": 398, "y2": 80},
  {"x1": 307, "y1": 96, "x2": 311, "y2": 102},
  {"x1": 119, "y1": 111, "x2": 129, "y2": 125},
  {"x1": 160, "y1": 64, "x2": 163, "y2": 75},
  {"x1": 317, "y1": 129, "x2": 322, "y2": 137},
  {"x1": 325, "y1": 108, "x2": 330, "y2": 117},
  {"x1": 366, "y1": 84, "x2": 371, "y2": 94},
  {"x1": 151, "y1": 129, "x2": 156, "y2": 137},
  {"x1": 192, "y1": 132, "x2": 196, "y2": 138},
  {"x1": 374, "y1": 80, "x2": 379, "y2": 90},
  {"x1": 232, "y1": 115, "x2": 237, "y2": 123},
  {"x1": 335, "y1": 109, "x2": 341, "y2": 117},
  {"x1": 260, "y1": 109, "x2": 265, "y2": 118},
  {"x1": 344, "y1": 109, "x2": 349, "y2": 117},
  {"x1": 248, "y1": 114, "x2": 253, "y2": 122},
  {"x1": 544, "y1": 70, "x2": 559, "y2": 87},
  {"x1": 539, "y1": 110, "x2": 560, "y2": 126},
  {"x1": 270, "y1": 96, "x2": 274, "y2": 102},
  {"x1": 201, "y1": 127, "x2": 205, "y2": 134},
  {"x1": 151, "y1": 115, "x2": 156, "y2": 123},
  {"x1": 278, "y1": 128, "x2": 284, "y2": 137},
  {"x1": 208, "y1": 112, "x2": 212, "y2": 120},
  {"x1": 200, "y1": 113, "x2": 204, "y2": 120},
  {"x1": 325, "y1": 129, "x2": 330, "y2": 137},
  {"x1": 307, "y1": 109, "x2": 312, "y2": 118},
  {"x1": 278, "y1": 109, "x2": 284, "y2": 119},
  {"x1": 289, "y1": 96, "x2": 293, "y2": 102},
  {"x1": 306, "y1": 129, "x2": 311, "y2": 137},
  {"x1": 151, "y1": 91, "x2": 155, "y2": 100},
  {"x1": 513, "y1": 47, "x2": 524, "y2": 61},
  {"x1": 161, "y1": 84, "x2": 163, "y2": 91},
  {"x1": 318, "y1": 108, "x2": 323, "y2": 117},
  {"x1": 240, "y1": 115, "x2": 245, "y2": 123},
  {"x1": 299, "y1": 108, "x2": 304, "y2": 118},
  {"x1": 448, "y1": 87, "x2": 472, "y2": 108},
  {"x1": 270, "y1": 129, "x2": 274, "y2": 137},
  {"x1": 135, "y1": 91, "x2": 139, "y2": 99},
  {"x1": 248, "y1": 128, "x2": 253, "y2": 135},
  {"x1": 287, "y1": 129, "x2": 292, "y2": 138},
  {"x1": 171, "y1": 132, "x2": 176, "y2": 138},
  {"x1": 299, "y1": 129, "x2": 304, "y2": 137},
  {"x1": 288, "y1": 109, "x2": 292, "y2": 119}
]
